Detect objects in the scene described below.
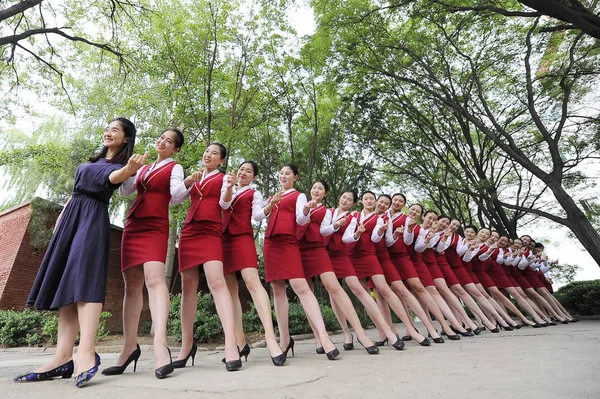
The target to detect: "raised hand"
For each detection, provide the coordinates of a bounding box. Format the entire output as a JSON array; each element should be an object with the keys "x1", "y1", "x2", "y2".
[
  {"x1": 305, "y1": 199, "x2": 318, "y2": 210},
  {"x1": 355, "y1": 223, "x2": 366, "y2": 237},
  {"x1": 126, "y1": 152, "x2": 150, "y2": 175},
  {"x1": 271, "y1": 189, "x2": 283, "y2": 205},
  {"x1": 226, "y1": 169, "x2": 237, "y2": 189},
  {"x1": 334, "y1": 216, "x2": 348, "y2": 229},
  {"x1": 393, "y1": 225, "x2": 404, "y2": 239}
]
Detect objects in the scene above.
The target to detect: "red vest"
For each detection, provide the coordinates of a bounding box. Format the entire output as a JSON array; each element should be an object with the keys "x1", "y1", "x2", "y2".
[
  {"x1": 223, "y1": 188, "x2": 255, "y2": 236},
  {"x1": 298, "y1": 205, "x2": 327, "y2": 244},
  {"x1": 265, "y1": 190, "x2": 301, "y2": 237},
  {"x1": 350, "y1": 211, "x2": 378, "y2": 255},
  {"x1": 422, "y1": 230, "x2": 440, "y2": 264},
  {"x1": 405, "y1": 224, "x2": 422, "y2": 261},
  {"x1": 387, "y1": 213, "x2": 409, "y2": 255},
  {"x1": 471, "y1": 244, "x2": 488, "y2": 272},
  {"x1": 184, "y1": 172, "x2": 224, "y2": 224},
  {"x1": 326, "y1": 209, "x2": 353, "y2": 253},
  {"x1": 374, "y1": 212, "x2": 390, "y2": 254},
  {"x1": 444, "y1": 233, "x2": 463, "y2": 267},
  {"x1": 127, "y1": 161, "x2": 176, "y2": 219}
]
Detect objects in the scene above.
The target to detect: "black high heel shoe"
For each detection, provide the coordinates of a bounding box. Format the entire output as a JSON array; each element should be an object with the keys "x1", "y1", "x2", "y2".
[
  {"x1": 14, "y1": 360, "x2": 74, "y2": 382},
  {"x1": 391, "y1": 335, "x2": 405, "y2": 350},
  {"x1": 283, "y1": 337, "x2": 295, "y2": 357},
  {"x1": 222, "y1": 343, "x2": 251, "y2": 363},
  {"x1": 155, "y1": 347, "x2": 174, "y2": 379},
  {"x1": 326, "y1": 348, "x2": 340, "y2": 360},
  {"x1": 489, "y1": 326, "x2": 500, "y2": 333},
  {"x1": 374, "y1": 338, "x2": 388, "y2": 346},
  {"x1": 102, "y1": 344, "x2": 141, "y2": 375},
  {"x1": 473, "y1": 327, "x2": 482, "y2": 335},
  {"x1": 315, "y1": 347, "x2": 325, "y2": 354},
  {"x1": 225, "y1": 357, "x2": 242, "y2": 371},
  {"x1": 447, "y1": 334, "x2": 461, "y2": 341},
  {"x1": 417, "y1": 337, "x2": 431, "y2": 346},
  {"x1": 401, "y1": 335, "x2": 412, "y2": 341},
  {"x1": 343, "y1": 333, "x2": 354, "y2": 351},
  {"x1": 173, "y1": 341, "x2": 197, "y2": 369},
  {"x1": 357, "y1": 337, "x2": 379, "y2": 355}
]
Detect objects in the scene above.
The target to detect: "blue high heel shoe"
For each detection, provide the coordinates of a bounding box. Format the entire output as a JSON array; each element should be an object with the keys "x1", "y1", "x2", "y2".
[
  {"x1": 14, "y1": 360, "x2": 74, "y2": 382},
  {"x1": 74, "y1": 353, "x2": 101, "y2": 388}
]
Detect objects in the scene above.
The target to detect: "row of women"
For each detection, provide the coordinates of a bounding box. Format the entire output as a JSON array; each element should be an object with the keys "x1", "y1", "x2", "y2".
[{"x1": 14, "y1": 120, "x2": 577, "y2": 387}]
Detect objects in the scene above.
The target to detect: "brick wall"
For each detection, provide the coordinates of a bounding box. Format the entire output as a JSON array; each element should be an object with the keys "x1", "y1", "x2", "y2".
[{"x1": 0, "y1": 203, "x2": 34, "y2": 309}]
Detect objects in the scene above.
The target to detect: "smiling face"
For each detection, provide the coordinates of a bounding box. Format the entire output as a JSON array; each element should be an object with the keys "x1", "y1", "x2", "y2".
[
  {"x1": 361, "y1": 192, "x2": 376, "y2": 212},
  {"x1": 391, "y1": 195, "x2": 406, "y2": 213},
  {"x1": 464, "y1": 227, "x2": 477, "y2": 240},
  {"x1": 478, "y1": 228, "x2": 491, "y2": 242},
  {"x1": 376, "y1": 196, "x2": 391, "y2": 214},
  {"x1": 237, "y1": 162, "x2": 256, "y2": 186},
  {"x1": 407, "y1": 204, "x2": 423, "y2": 221},
  {"x1": 103, "y1": 120, "x2": 128, "y2": 150},
  {"x1": 422, "y1": 212, "x2": 438, "y2": 229},
  {"x1": 202, "y1": 144, "x2": 224, "y2": 169},
  {"x1": 449, "y1": 219, "x2": 461, "y2": 232},
  {"x1": 497, "y1": 236, "x2": 509, "y2": 248},
  {"x1": 339, "y1": 191, "x2": 356, "y2": 211},
  {"x1": 311, "y1": 182, "x2": 327, "y2": 202},
  {"x1": 490, "y1": 231, "x2": 500, "y2": 244},
  {"x1": 436, "y1": 217, "x2": 450, "y2": 232},
  {"x1": 521, "y1": 235, "x2": 532, "y2": 247},
  {"x1": 513, "y1": 239, "x2": 523, "y2": 250},
  {"x1": 155, "y1": 130, "x2": 179, "y2": 158},
  {"x1": 279, "y1": 166, "x2": 297, "y2": 190}
]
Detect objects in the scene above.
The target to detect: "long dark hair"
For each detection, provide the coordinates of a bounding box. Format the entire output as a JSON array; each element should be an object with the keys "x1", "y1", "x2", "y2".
[{"x1": 90, "y1": 117, "x2": 137, "y2": 164}]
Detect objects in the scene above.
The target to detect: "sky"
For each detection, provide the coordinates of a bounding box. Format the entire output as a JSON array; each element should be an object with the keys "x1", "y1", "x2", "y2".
[{"x1": 1, "y1": 1, "x2": 599, "y2": 286}]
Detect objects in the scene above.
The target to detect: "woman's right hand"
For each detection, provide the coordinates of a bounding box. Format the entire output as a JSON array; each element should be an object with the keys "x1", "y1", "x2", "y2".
[{"x1": 126, "y1": 152, "x2": 149, "y2": 175}]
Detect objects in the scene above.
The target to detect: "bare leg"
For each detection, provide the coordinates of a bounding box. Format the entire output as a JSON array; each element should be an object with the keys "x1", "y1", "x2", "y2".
[
  {"x1": 240, "y1": 268, "x2": 283, "y2": 357},
  {"x1": 390, "y1": 279, "x2": 442, "y2": 339},
  {"x1": 526, "y1": 288, "x2": 563, "y2": 321},
  {"x1": 204, "y1": 260, "x2": 238, "y2": 362},
  {"x1": 462, "y1": 283, "x2": 509, "y2": 328},
  {"x1": 425, "y1": 285, "x2": 469, "y2": 333},
  {"x1": 475, "y1": 284, "x2": 514, "y2": 327},
  {"x1": 330, "y1": 295, "x2": 352, "y2": 343},
  {"x1": 488, "y1": 286, "x2": 531, "y2": 326},
  {"x1": 271, "y1": 280, "x2": 291, "y2": 350},
  {"x1": 450, "y1": 284, "x2": 496, "y2": 330},
  {"x1": 374, "y1": 288, "x2": 394, "y2": 340},
  {"x1": 225, "y1": 273, "x2": 247, "y2": 348},
  {"x1": 434, "y1": 278, "x2": 478, "y2": 330},
  {"x1": 504, "y1": 287, "x2": 543, "y2": 325},
  {"x1": 75, "y1": 302, "x2": 103, "y2": 374},
  {"x1": 320, "y1": 272, "x2": 374, "y2": 347},
  {"x1": 177, "y1": 267, "x2": 199, "y2": 361},
  {"x1": 144, "y1": 261, "x2": 171, "y2": 367},
  {"x1": 35, "y1": 304, "x2": 79, "y2": 372},
  {"x1": 112, "y1": 266, "x2": 144, "y2": 367},
  {"x1": 536, "y1": 287, "x2": 568, "y2": 321}
]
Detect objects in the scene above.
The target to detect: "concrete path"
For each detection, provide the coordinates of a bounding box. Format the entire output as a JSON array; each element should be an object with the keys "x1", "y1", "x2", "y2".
[{"x1": 2, "y1": 321, "x2": 599, "y2": 398}]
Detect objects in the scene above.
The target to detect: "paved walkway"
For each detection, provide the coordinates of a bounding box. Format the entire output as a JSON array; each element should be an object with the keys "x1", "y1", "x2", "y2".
[{"x1": 2, "y1": 321, "x2": 599, "y2": 398}]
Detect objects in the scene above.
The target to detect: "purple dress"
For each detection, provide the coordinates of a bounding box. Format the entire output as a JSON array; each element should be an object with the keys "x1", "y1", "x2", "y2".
[{"x1": 27, "y1": 158, "x2": 125, "y2": 310}]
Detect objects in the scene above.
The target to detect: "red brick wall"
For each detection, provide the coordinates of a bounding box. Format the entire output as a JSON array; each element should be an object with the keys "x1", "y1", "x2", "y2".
[{"x1": 0, "y1": 204, "x2": 34, "y2": 309}]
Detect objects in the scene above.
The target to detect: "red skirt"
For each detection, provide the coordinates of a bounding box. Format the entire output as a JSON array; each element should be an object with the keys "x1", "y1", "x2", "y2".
[
  {"x1": 463, "y1": 261, "x2": 481, "y2": 285},
  {"x1": 523, "y1": 270, "x2": 545, "y2": 289},
  {"x1": 264, "y1": 235, "x2": 305, "y2": 282},
  {"x1": 376, "y1": 252, "x2": 402, "y2": 283},
  {"x1": 178, "y1": 220, "x2": 223, "y2": 271},
  {"x1": 422, "y1": 251, "x2": 444, "y2": 280},
  {"x1": 488, "y1": 263, "x2": 514, "y2": 289},
  {"x1": 327, "y1": 250, "x2": 357, "y2": 279},
  {"x1": 222, "y1": 232, "x2": 257, "y2": 275},
  {"x1": 451, "y1": 264, "x2": 474, "y2": 286},
  {"x1": 121, "y1": 216, "x2": 169, "y2": 271},
  {"x1": 350, "y1": 251, "x2": 384, "y2": 279},
  {"x1": 474, "y1": 270, "x2": 496, "y2": 289},
  {"x1": 412, "y1": 258, "x2": 435, "y2": 287},
  {"x1": 515, "y1": 275, "x2": 533, "y2": 290},
  {"x1": 435, "y1": 254, "x2": 460, "y2": 286},
  {"x1": 389, "y1": 253, "x2": 419, "y2": 280},
  {"x1": 300, "y1": 244, "x2": 335, "y2": 279}
]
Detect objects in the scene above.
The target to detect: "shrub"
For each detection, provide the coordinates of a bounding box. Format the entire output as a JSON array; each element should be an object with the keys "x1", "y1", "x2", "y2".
[
  {"x1": 0, "y1": 309, "x2": 111, "y2": 347},
  {"x1": 241, "y1": 302, "x2": 266, "y2": 333},
  {"x1": 555, "y1": 280, "x2": 600, "y2": 316},
  {"x1": 168, "y1": 293, "x2": 223, "y2": 342}
]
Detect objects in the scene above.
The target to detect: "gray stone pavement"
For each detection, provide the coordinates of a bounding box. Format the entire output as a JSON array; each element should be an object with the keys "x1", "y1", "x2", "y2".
[{"x1": 1, "y1": 321, "x2": 599, "y2": 399}]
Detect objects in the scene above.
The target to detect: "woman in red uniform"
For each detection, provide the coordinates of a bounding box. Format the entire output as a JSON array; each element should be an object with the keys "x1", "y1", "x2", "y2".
[
  {"x1": 403, "y1": 204, "x2": 471, "y2": 338},
  {"x1": 345, "y1": 191, "x2": 427, "y2": 346},
  {"x1": 103, "y1": 128, "x2": 185, "y2": 379},
  {"x1": 264, "y1": 164, "x2": 339, "y2": 360},
  {"x1": 433, "y1": 217, "x2": 499, "y2": 331},
  {"x1": 417, "y1": 210, "x2": 480, "y2": 333},
  {"x1": 470, "y1": 228, "x2": 531, "y2": 328},
  {"x1": 298, "y1": 181, "x2": 377, "y2": 354},
  {"x1": 462, "y1": 227, "x2": 519, "y2": 329},
  {"x1": 176, "y1": 143, "x2": 241, "y2": 371},
  {"x1": 322, "y1": 190, "x2": 405, "y2": 350},
  {"x1": 385, "y1": 194, "x2": 460, "y2": 341},
  {"x1": 222, "y1": 161, "x2": 285, "y2": 366}
]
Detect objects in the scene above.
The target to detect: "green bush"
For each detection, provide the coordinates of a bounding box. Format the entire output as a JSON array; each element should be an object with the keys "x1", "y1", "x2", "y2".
[
  {"x1": 168, "y1": 293, "x2": 224, "y2": 342},
  {"x1": 0, "y1": 309, "x2": 111, "y2": 347},
  {"x1": 241, "y1": 302, "x2": 266, "y2": 333},
  {"x1": 555, "y1": 280, "x2": 600, "y2": 316}
]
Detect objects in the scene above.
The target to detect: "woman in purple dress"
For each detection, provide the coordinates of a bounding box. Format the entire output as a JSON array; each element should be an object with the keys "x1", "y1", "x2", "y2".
[{"x1": 14, "y1": 117, "x2": 146, "y2": 388}]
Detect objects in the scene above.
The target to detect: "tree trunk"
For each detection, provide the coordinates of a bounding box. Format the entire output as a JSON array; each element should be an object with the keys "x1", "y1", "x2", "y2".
[
  {"x1": 165, "y1": 218, "x2": 177, "y2": 293},
  {"x1": 546, "y1": 180, "x2": 600, "y2": 266}
]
